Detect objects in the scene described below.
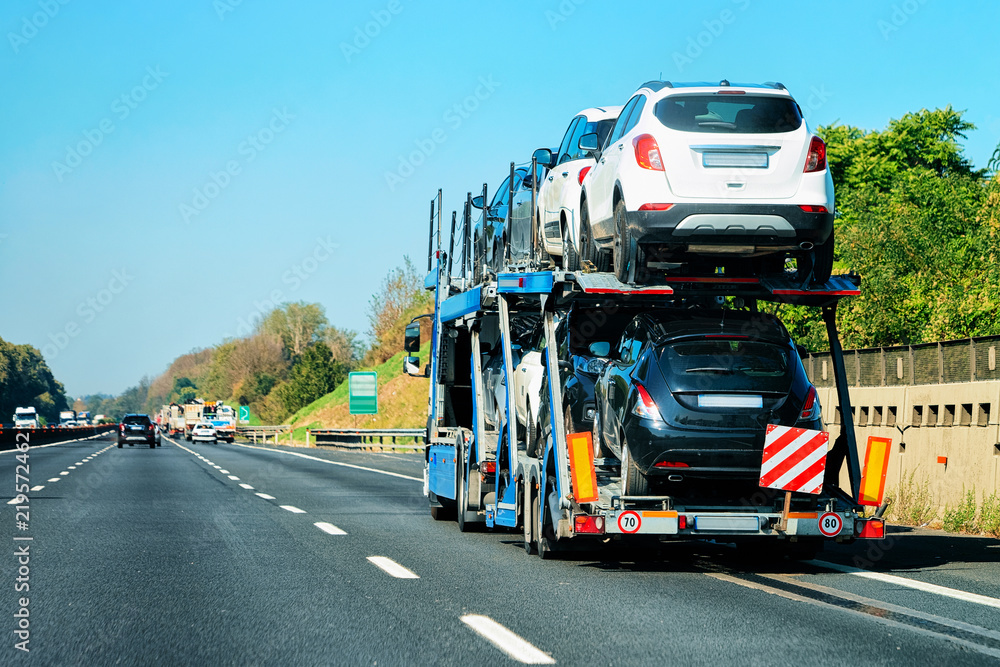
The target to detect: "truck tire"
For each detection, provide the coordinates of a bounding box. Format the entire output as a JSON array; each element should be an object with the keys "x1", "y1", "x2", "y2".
[
  {"x1": 536, "y1": 475, "x2": 559, "y2": 560},
  {"x1": 526, "y1": 402, "x2": 539, "y2": 458},
  {"x1": 457, "y1": 434, "x2": 476, "y2": 533},
  {"x1": 620, "y1": 442, "x2": 649, "y2": 496},
  {"x1": 523, "y1": 476, "x2": 536, "y2": 554}
]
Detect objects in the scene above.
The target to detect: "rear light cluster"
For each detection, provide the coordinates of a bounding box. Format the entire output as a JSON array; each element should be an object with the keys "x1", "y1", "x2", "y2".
[
  {"x1": 653, "y1": 461, "x2": 689, "y2": 469},
  {"x1": 480, "y1": 461, "x2": 496, "y2": 475},
  {"x1": 573, "y1": 515, "x2": 605, "y2": 534},
  {"x1": 798, "y1": 204, "x2": 828, "y2": 213},
  {"x1": 798, "y1": 386, "x2": 821, "y2": 422},
  {"x1": 633, "y1": 134, "x2": 664, "y2": 171},
  {"x1": 638, "y1": 203, "x2": 673, "y2": 211},
  {"x1": 803, "y1": 136, "x2": 827, "y2": 173},
  {"x1": 855, "y1": 518, "x2": 885, "y2": 539},
  {"x1": 632, "y1": 383, "x2": 664, "y2": 422}
]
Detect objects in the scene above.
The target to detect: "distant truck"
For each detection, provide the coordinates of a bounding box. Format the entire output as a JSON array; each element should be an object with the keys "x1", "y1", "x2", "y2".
[
  {"x1": 183, "y1": 401, "x2": 204, "y2": 440},
  {"x1": 210, "y1": 404, "x2": 236, "y2": 443},
  {"x1": 59, "y1": 410, "x2": 76, "y2": 426},
  {"x1": 76, "y1": 411, "x2": 91, "y2": 425},
  {"x1": 94, "y1": 414, "x2": 106, "y2": 424},
  {"x1": 13, "y1": 407, "x2": 39, "y2": 429},
  {"x1": 168, "y1": 405, "x2": 186, "y2": 435}
]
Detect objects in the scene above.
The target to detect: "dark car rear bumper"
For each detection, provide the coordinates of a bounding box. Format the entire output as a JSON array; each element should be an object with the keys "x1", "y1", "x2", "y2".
[
  {"x1": 622, "y1": 203, "x2": 833, "y2": 252},
  {"x1": 624, "y1": 419, "x2": 764, "y2": 479}
]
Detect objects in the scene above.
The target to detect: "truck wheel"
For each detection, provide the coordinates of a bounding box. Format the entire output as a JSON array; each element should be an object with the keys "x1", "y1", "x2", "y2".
[
  {"x1": 536, "y1": 476, "x2": 558, "y2": 560},
  {"x1": 621, "y1": 442, "x2": 649, "y2": 496},
  {"x1": 457, "y1": 435, "x2": 475, "y2": 533},
  {"x1": 523, "y1": 477, "x2": 536, "y2": 554}
]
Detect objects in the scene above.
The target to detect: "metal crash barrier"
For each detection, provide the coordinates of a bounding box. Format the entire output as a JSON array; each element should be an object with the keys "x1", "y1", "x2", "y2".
[{"x1": 309, "y1": 428, "x2": 425, "y2": 451}]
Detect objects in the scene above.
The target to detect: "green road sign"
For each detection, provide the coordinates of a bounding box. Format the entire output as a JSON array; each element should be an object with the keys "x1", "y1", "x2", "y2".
[
  {"x1": 349, "y1": 372, "x2": 378, "y2": 415},
  {"x1": 239, "y1": 405, "x2": 250, "y2": 423}
]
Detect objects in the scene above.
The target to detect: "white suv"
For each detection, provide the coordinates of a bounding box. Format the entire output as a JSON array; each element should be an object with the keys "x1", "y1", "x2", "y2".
[
  {"x1": 533, "y1": 106, "x2": 622, "y2": 270},
  {"x1": 579, "y1": 81, "x2": 835, "y2": 284}
]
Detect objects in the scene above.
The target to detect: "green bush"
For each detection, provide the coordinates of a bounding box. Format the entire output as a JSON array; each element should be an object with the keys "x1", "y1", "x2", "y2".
[
  {"x1": 979, "y1": 492, "x2": 1000, "y2": 537},
  {"x1": 943, "y1": 487, "x2": 978, "y2": 533},
  {"x1": 884, "y1": 470, "x2": 935, "y2": 526}
]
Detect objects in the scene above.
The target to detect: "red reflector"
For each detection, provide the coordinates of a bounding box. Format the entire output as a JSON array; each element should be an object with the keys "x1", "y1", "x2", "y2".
[
  {"x1": 653, "y1": 461, "x2": 689, "y2": 468},
  {"x1": 518, "y1": 277, "x2": 524, "y2": 287},
  {"x1": 577, "y1": 166, "x2": 591, "y2": 185},
  {"x1": 856, "y1": 519, "x2": 885, "y2": 539},
  {"x1": 798, "y1": 205, "x2": 828, "y2": 213},
  {"x1": 638, "y1": 203, "x2": 673, "y2": 211},
  {"x1": 678, "y1": 515, "x2": 687, "y2": 530},
  {"x1": 573, "y1": 515, "x2": 605, "y2": 534},
  {"x1": 480, "y1": 461, "x2": 496, "y2": 474}
]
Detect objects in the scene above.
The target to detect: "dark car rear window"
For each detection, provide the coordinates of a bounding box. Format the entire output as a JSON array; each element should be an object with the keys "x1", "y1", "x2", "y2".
[
  {"x1": 122, "y1": 415, "x2": 151, "y2": 425},
  {"x1": 654, "y1": 95, "x2": 802, "y2": 134},
  {"x1": 658, "y1": 338, "x2": 793, "y2": 393}
]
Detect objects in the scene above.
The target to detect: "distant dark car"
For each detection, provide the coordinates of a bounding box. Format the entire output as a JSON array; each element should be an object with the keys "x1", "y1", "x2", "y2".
[
  {"x1": 593, "y1": 309, "x2": 821, "y2": 495},
  {"x1": 117, "y1": 414, "x2": 160, "y2": 448},
  {"x1": 472, "y1": 161, "x2": 547, "y2": 277}
]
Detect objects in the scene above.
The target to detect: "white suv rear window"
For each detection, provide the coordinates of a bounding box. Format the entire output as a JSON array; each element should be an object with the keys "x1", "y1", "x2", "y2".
[{"x1": 654, "y1": 95, "x2": 802, "y2": 134}]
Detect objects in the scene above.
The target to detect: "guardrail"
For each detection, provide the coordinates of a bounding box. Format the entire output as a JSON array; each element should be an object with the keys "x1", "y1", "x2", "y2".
[
  {"x1": 309, "y1": 428, "x2": 425, "y2": 451},
  {"x1": 235, "y1": 425, "x2": 291, "y2": 445}
]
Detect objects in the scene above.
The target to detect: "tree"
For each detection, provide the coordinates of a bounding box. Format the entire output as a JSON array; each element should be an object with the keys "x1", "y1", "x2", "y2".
[
  {"x1": 365, "y1": 256, "x2": 433, "y2": 363},
  {"x1": 258, "y1": 302, "x2": 329, "y2": 357},
  {"x1": 274, "y1": 343, "x2": 346, "y2": 416},
  {"x1": 325, "y1": 326, "x2": 362, "y2": 369},
  {"x1": 0, "y1": 337, "x2": 69, "y2": 424}
]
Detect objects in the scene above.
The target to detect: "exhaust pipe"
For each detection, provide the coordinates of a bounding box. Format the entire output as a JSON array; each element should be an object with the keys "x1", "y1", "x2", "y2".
[
  {"x1": 667, "y1": 475, "x2": 684, "y2": 482},
  {"x1": 799, "y1": 241, "x2": 814, "y2": 250}
]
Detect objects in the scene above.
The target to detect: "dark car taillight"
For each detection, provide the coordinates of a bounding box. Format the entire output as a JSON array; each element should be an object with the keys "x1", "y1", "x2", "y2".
[
  {"x1": 632, "y1": 382, "x2": 664, "y2": 422},
  {"x1": 797, "y1": 386, "x2": 821, "y2": 422},
  {"x1": 803, "y1": 136, "x2": 827, "y2": 173}
]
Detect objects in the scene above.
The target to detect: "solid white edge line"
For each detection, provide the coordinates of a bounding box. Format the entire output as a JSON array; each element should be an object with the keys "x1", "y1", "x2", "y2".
[
  {"x1": 460, "y1": 614, "x2": 555, "y2": 664},
  {"x1": 280, "y1": 505, "x2": 306, "y2": 514},
  {"x1": 367, "y1": 556, "x2": 419, "y2": 579},
  {"x1": 230, "y1": 442, "x2": 422, "y2": 482},
  {"x1": 314, "y1": 521, "x2": 347, "y2": 536},
  {"x1": 811, "y1": 560, "x2": 1000, "y2": 609},
  {"x1": 239, "y1": 483, "x2": 254, "y2": 489},
  {"x1": 255, "y1": 493, "x2": 276, "y2": 500}
]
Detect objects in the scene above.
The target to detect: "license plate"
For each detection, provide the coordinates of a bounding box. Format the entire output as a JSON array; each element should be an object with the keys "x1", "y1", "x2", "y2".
[
  {"x1": 693, "y1": 516, "x2": 760, "y2": 531},
  {"x1": 698, "y1": 395, "x2": 763, "y2": 408},
  {"x1": 703, "y1": 152, "x2": 768, "y2": 168}
]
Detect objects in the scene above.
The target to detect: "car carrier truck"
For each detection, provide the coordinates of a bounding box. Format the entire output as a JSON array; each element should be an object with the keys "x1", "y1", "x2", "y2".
[{"x1": 404, "y1": 188, "x2": 885, "y2": 559}]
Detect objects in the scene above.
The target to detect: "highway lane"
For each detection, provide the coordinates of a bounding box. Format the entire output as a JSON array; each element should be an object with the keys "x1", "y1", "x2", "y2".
[{"x1": 0, "y1": 435, "x2": 998, "y2": 665}]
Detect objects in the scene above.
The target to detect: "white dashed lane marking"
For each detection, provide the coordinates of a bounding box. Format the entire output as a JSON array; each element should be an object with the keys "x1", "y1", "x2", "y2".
[
  {"x1": 256, "y1": 493, "x2": 276, "y2": 500},
  {"x1": 227, "y1": 475, "x2": 240, "y2": 480},
  {"x1": 460, "y1": 615, "x2": 555, "y2": 664},
  {"x1": 280, "y1": 505, "x2": 306, "y2": 514},
  {"x1": 30, "y1": 486, "x2": 44, "y2": 492},
  {"x1": 239, "y1": 483, "x2": 254, "y2": 490},
  {"x1": 59, "y1": 471, "x2": 69, "y2": 476},
  {"x1": 47, "y1": 478, "x2": 60, "y2": 483},
  {"x1": 314, "y1": 522, "x2": 347, "y2": 536},
  {"x1": 367, "y1": 556, "x2": 419, "y2": 580}
]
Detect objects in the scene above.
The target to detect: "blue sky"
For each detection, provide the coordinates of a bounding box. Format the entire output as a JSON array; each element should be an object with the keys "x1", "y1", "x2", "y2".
[{"x1": 2, "y1": 0, "x2": 999, "y2": 397}]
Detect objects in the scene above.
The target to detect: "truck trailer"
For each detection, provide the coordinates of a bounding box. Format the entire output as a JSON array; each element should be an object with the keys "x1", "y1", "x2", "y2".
[{"x1": 405, "y1": 189, "x2": 884, "y2": 559}]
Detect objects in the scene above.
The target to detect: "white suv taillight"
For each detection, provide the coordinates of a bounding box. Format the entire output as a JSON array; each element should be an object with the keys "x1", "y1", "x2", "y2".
[
  {"x1": 803, "y1": 136, "x2": 827, "y2": 173},
  {"x1": 797, "y1": 386, "x2": 821, "y2": 422},
  {"x1": 633, "y1": 134, "x2": 664, "y2": 171}
]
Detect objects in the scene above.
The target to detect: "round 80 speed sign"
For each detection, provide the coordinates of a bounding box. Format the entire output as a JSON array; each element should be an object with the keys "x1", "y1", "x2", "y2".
[{"x1": 818, "y1": 512, "x2": 843, "y2": 537}]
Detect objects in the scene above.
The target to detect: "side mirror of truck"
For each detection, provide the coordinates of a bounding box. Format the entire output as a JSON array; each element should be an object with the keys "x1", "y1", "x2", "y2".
[
  {"x1": 404, "y1": 322, "x2": 421, "y2": 353},
  {"x1": 471, "y1": 195, "x2": 485, "y2": 209},
  {"x1": 403, "y1": 355, "x2": 422, "y2": 377}
]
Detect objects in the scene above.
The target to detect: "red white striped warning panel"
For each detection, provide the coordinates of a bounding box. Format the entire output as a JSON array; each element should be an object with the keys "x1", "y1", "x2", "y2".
[{"x1": 759, "y1": 425, "x2": 830, "y2": 495}]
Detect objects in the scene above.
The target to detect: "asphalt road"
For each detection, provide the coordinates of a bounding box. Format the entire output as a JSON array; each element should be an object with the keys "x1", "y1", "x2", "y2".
[{"x1": 1, "y1": 433, "x2": 999, "y2": 666}]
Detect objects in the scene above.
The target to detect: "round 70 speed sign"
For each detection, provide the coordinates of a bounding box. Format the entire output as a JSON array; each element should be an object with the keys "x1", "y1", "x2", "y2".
[
  {"x1": 818, "y1": 512, "x2": 843, "y2": 537},
  {"x1": 617, "y1": 510, "x2": 641, "y2": 534}
]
